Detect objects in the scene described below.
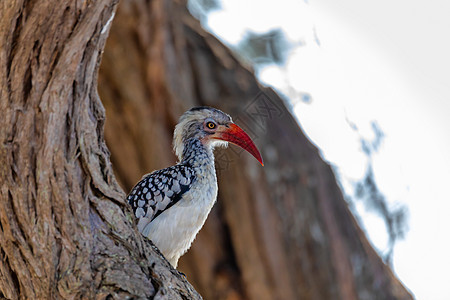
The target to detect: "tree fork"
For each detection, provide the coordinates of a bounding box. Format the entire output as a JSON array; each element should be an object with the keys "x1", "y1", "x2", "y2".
[{"x1": 99, "y1": 0, "x2": 415, "y2": 299}]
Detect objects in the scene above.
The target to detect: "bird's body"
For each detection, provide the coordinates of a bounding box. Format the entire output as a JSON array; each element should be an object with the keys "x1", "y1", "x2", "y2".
[
  {"x1": 127, "y1": 107, "x2": 262, "y2": 267},
  {"x1": 128, "y1": 139, "x2": 217, "y2": 266}
]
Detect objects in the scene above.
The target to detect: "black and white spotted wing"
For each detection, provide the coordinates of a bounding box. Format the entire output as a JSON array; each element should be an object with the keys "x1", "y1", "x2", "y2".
[{"x1": 127, "y1": 164, "x2": 196, "y2": 222}]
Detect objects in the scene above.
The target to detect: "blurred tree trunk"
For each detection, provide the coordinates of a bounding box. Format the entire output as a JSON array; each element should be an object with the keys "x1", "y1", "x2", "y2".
[
  {"x1": 99, "y1": 0, "x2": 414, "y2": 300},
  {"x1": 0, "y1": 1, "x2": 199, "y2": 299}
]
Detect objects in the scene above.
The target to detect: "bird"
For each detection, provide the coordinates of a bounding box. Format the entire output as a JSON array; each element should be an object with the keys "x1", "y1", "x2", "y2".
[{"x1": 127, "y1": 106, "x2": 263, "y2": 267}]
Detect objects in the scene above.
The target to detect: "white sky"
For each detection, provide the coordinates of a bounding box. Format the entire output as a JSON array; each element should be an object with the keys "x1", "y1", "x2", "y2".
[{"x1": 205, "y1": 0, "x2": 450, "y2": 299}]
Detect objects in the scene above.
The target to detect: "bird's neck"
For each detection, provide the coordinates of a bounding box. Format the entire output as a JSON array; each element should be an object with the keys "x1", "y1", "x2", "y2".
[{"x1": 181, "y1": 138, "x2": 215, "y2": 169}]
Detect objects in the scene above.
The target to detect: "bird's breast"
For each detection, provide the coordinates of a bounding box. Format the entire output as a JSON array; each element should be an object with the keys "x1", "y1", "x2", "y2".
[
  {"x1": 169, "y1": 172, "x2": 218, "y2": 233},
  {"x1": 140, "y1": 169, "x2": 218, "y2": 266}
]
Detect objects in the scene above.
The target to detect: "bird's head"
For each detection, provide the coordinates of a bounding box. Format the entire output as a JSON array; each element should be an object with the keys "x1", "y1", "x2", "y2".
[{"x1": 173, "y1": 106, "x2": 263, "y2": 165}]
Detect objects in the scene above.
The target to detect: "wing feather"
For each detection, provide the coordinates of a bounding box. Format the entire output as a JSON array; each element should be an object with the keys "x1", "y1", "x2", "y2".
[{"x1": 127, "y1": 164, "x2": 195, "y2": 222}]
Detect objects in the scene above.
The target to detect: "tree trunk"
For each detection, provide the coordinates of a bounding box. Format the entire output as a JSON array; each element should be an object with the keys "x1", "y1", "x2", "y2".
[
  {"x1": 99, "y1": 0, "x2": 414, "y2": 300},
  {"x1": 0, "y1": 1, "x2": 199, "y2": 298}
]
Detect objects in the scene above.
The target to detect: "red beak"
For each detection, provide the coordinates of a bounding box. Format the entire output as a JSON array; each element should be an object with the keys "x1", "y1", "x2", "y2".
[{"x1": 214, "y1": 123, "x2": 264, "y2": 166}]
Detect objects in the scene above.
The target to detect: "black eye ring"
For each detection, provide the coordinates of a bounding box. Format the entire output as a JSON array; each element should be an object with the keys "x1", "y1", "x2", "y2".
[{"x1": 206, "y1": 121, "x2": 216, "y2": 129}]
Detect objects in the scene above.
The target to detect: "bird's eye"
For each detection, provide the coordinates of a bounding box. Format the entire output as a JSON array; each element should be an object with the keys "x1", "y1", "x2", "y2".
[{"x1": 206, "y1": 122, "x2": 216, "y2": 129}]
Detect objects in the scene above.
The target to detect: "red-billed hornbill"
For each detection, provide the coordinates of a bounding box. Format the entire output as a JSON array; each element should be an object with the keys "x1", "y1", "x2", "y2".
[{"x1": 127, "y1": 106, "x2": 263, "y2": 267}]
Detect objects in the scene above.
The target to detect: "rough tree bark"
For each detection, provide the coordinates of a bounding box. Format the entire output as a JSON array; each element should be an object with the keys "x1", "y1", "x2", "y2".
[
  {"x1": 0, "y1": 1, "x2": 199, "y2": 299},
  {"x1": 98, "y1": 0, "x2": 414, "y2": 300}
]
